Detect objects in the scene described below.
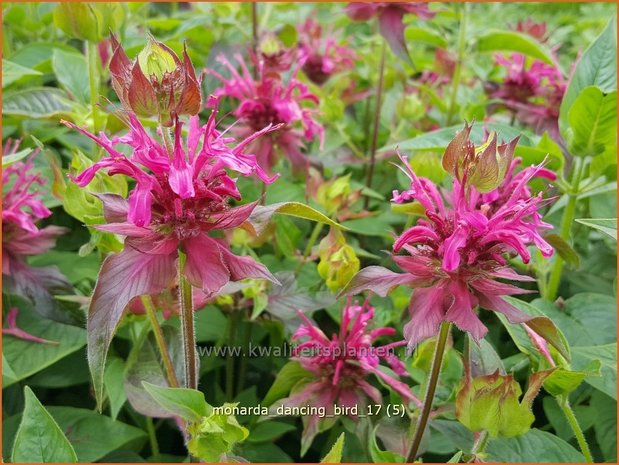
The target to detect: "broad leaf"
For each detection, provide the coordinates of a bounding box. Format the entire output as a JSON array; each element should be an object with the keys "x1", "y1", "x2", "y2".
[
  {"x1": 559, "y1": 18, "x2": 617, "y2": 135},
  {"x1": 576, "y1": 218, "x2": 617, "y2": 240},
  {"x1": 87, "y1": 247, "x2": 176, "y2": 410},
  {"x1": 142, "y1": 382, "x2": 207, "y2": 422},
  {"x1": 572, "y1": 344, "x2": 617, "y2": 400},
  {"x1": 486, "y1": 428, "x2": 585, "y2": 462},
  {"x1": 104, "y1": 356, "x2": 127, "y2": 420},
  {"x1": 3, "y1": 87, "x2": 72, "y2": 118},
  {"x1": 2, "y1": 59, "x2": 42, "y2": 88},
  {"x1": 476, "y1": 30, "x2": 555, "y2": 64},
  {"x1": 262, "y1": 361, "x2": 311, "y2": 406},
  {"x1": 544, "y1": 234, "x2": 581, "y2": 269},
  {"x1": 11, "y1": 387, "x2": 77, "y2": 463},
  {"x1": 590, "y1": 391, "x2": 617, "y2": 461},
  {"x1": 52, "y1": 48, "x2": 90, "y2": 103},
  {"x1": 566, "y1": 87, "x2": 617, "y2": 157},
  {"x1": 247, "y1": 421, "x2": 296, "y2": 443},
  {"x1": 246, "y1": 202, "x2": 343, "y2": 236}
]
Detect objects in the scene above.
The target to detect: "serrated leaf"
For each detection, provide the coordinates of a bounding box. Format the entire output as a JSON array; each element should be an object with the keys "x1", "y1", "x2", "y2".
[
  {"x1": 476, "y1": 30, "x2": 555, "y2": 64},
  {"x1": 321, "y1": 433, "x2": 345, "y2": 463},
  {"x1": 11, "y1": 387, "x2": 78, "y2": 463},
  {"x1": 576, "y1": 218, "x2": 617, "y2": 240},
  {"x1": 3, "y1": 87, "x2": 72, "y2": 118},
  {"x1": 142, "y1": 382, "x2": 207, "y2": 422}
]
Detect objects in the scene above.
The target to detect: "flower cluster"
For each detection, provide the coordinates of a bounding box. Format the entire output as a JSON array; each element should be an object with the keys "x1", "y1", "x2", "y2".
[
  {"x1": 2, "y1": 140, "x2": 72, "y2": 324},
  {"x1": 487, "y1": 53, "x2": 565, "y2": 139},
  {"x1": 65, "y1": 96, "x2": 280, "y2": 299},
  {"x1": 278, "y1": 298, "x2": 419, "y2": 447},
  {"x1": 344, "y1": 126, "x2": 555, "y2": 349},
  {"x1": 298, "y1": 19, "x2": 357, "y2": 85},
  {"x1": 208, "y1": 53, "x2": 324, "y2": 175}
]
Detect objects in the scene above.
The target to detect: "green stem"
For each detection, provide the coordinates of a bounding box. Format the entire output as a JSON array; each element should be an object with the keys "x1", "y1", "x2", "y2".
[
  {"x1": 545, "y1": 157, "x2": 586, "y2": 300},
  {"x1": 237, "y1": 314, "x2": 253, "y2": 395},
  {"x1": 225, "y1": 310, "x2": 240, "y2": 401},
  {"x1": 558, "y1": 396, "x2": 593, "y2": 463},
  {"x1": 160, "y1": 122, "x2": 174, "y2": 157},
  {"x1": 141, "y1": 295, "x2": 179, "y2": 388},
  {"x1": 178, "y1": 253, "x2": 197, "y2": 389},
  {"x1": 406, "y1": 322, "x2": 451, "y2": 462},
  {"x1": 468, "y1": 430, "x2": 489, "y2": 462},
  {"x1": 86, "y1": 41, "x2": 101, "y2": 134},
  {"x1": 445, "y1": 3, "x2": 468, "y2": 126},
  {"x1": 145, "y1": 417, "x2": 160, "y2": 459},
  {"x1": 296, "y1": 222, "x2": 325, "y2": 273},
  {"x1": 363, "y1": 39, "x2": 386, "y2": 209}
]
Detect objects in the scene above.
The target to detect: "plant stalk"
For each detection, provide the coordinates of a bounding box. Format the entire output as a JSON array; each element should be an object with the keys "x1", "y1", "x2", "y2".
[
  {"x1": 296, "y1": 222, "x2": 325, "y2": 273},
  {"x1": 445, "y1": 3, "x2": 468, "y2": 126},
  {"x1": 406, "y1": 321, "x2": 451, "y2": 462},
  {"x1": 468, "y1": 430, "x2": 489, "y2": 462},
  {"x1": 141, "y1": 295, "x2": 179, "y2": 388},
  {"x1": 86, "y1": 41, "x2": 102, "y2": 135},
  {"x1": 145, "y1": 417, "x2": 160, "y2": 459},
  {"x1": 178, "y1": 253, "x2": 198, "y2": 389},
  {"x1": 558, "y1": 396, "x2": 593, "y2": 463},
  {"x1": 225, "y1": 310, "x2": 240, "y2": 401},
  {"x1": 363, "y1": 39, "x2": 386, "y2": 209},
  {"x1": 545, "y1": 157, "x2": 586, "y2": 300}
]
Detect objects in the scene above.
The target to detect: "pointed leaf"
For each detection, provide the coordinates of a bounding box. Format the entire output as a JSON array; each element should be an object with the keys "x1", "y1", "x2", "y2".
[
  {"x1": 142, "y1": 382, "x2": 207, "y2": 422},
  {"x1": 246, "y1": 202, "x2": 344, "y2": 236},
  {"x1": 3, "y1": 87, "x2": 72, "y2": 118},
  {"x1": 476, "y1": 30, "x2": 555, "y2": 64},
  {"x1": 11, "y1": 387, "x2": 78, "y2": 463},
  {"x1": 576, "y1": 218, "x2": 617, "y2": 240},
  {"x1": 321, "y1": 433, "x2": 345, "y2": 463},
  {"x1": 338, "y1": 266, "x2": 412, "y2": 298}
]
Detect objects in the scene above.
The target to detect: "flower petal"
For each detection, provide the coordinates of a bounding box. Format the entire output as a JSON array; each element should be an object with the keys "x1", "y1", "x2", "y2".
[
  {"x1": 338, "y1": 266, "x2": 413, "y2": 298},
  {"x1": 183, "y1": 235, "x2": 231, "y2": 295}
]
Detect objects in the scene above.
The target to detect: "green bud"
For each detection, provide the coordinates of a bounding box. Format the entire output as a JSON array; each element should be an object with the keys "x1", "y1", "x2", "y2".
[
  {"x1": 138, "y1": 38, "x2": 178, "y2": 82},
  {"x1": 317, "y1": 228, "x2": 360, "y2": 293}
]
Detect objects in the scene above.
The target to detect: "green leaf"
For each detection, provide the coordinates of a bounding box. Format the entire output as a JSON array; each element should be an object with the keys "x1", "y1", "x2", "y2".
[
  {"x1": 405, "y1": 26, "x2": 448, "y2": 48},
  {"x1": 11, "y1": 387, "x2": 78, "y2": 463},
  {"x1": 559, "y1": 18, "x2": 617, "y2": 135},
  {"x1": 247, "y1": 202, "x2": 344, "y2": 236},
  {"x1": 3, "y1": 87, "x2": 72, "y2": 118},
  {"x1": 52, "y1": 49, "x2": 90, "y2": 103},
  {"x1": 2, "y1": 355, "x2": 18, "y2": 386},
  {"x1": 388, "y1": 123, "x2": 531, "y2": 153},
  {"x1": 572, "y1": 343, "x2": 617, "y2": 399},
  {"x1": 2, "y1": 297, "x2": 86, "y2": 388},
  {"x1": 262, "y1": 361, "x2": 311, "y2": 406},
  {"x1": 544, "y1": 234, "x2": 581, "y2": 269},
  {"x1": 247, "y1": 421, "x2": 296, "y2": 443},
  {"x1": 543, "y1": 361, "x2": 601, "y2": 396},
  {"x1": 142, "y1": 382, "x2": 207, "y2": 422},
  {"x1": 104, "y1": 356, "x2": 127, "y2": 420},
  {"x1": 590, "y1": 391, "x2": 617, "y2": 461},
  {"x1": 566, "y1": 87, "x2": 617, "y2": 157},
  {"x1": 48, "y1": 406, "x2": 146, "y2": 462},
  {"x1": 476, "y1": 30, "x2": 555, "y2": 64},
  {"x1": 1, "y1": 147, "x2": 32, "y2": 168},
  {"x1": 576, "y1": 218, "x2": 617, "y2": 240},
  {"x1": 321, "y1": 432, "x2": 345, "y2": 463},
  {"x1": 2, "y1": 59, "x2": 42, "y2": 88},
  {"x1": 485, "y1": 428, "x2": 585, "y2": 462}
]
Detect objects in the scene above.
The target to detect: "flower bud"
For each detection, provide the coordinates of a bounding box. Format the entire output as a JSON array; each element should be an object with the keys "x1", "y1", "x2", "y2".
[
  {"x1": 109, "y1": 34, "x2": 202, "y2": 125},
  {"x1": 317, "y1": 228, "x2": 360, "y2": 292},
  {"x1": 442, "y1": 123, "x2": 519, "y2": 192},
  {"x1": 53, "y1": 3, "x2": 124, "y2": 43},
  {"x1": 315, "y1": 174, "x2": 356, "y2": 216}
]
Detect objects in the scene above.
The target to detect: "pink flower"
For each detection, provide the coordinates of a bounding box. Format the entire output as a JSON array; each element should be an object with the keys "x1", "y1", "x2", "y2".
[
  {"x1": 298, "y1": 19, "x2": 357, "y2": 85},
  {"x1": 514, "y1": 19, "x2": 549, "y2": 43},
  {"x1": 2, "y1": 141, "x2": 71, "y2": 321},
  {"x1": 63, "y1": 97, "x2": 281, "y2": 324},
  {"x1": 278, "y1": 298, "x2": 419, "y2": 448},
  {"x1": 487, "y1": 53, "x2": 566, "y2": 139},
  {"x1": 345, "y1": 2, "x2": 435, "y2": 64},
  {"x1": 208, "y1": 53, "x2": 324, "y2": 174},
  {"x1": 343, "y1": 127, "x2": 555, "y2": 349}
]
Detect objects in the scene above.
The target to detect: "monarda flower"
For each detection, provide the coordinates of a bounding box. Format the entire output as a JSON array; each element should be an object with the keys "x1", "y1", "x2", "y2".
[
  {"x1": 2, "y1": 141, "x2": 72, "y2": 322},
  {"x1": 343, "y1": 126, "x2": 555, "y2": 349},
  {"x1": 64, "y1": 96, "x2": 281, "y2": 332},
  {"x1": 298, "y1": 18, "x2": 356, "y2": 85},
  {"x1": 345, "y1": 2, "x2": 435, "y2": 64},
  {"x1": 109, "y1": 34, "x2": 202, "y2": 125},
  {"x1": 486, "y1": 53, "x2": 565, "y2": 139},
  {"x1": 277, "y1": 298, "x2": 419, "y2": 450},
  {"x1": 208, "y1": 53, "x2": 324, "y2": 174}
]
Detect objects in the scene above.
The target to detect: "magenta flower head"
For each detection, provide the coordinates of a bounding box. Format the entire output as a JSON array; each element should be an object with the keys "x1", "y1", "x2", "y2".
[
  {"x1": 63, "y1": 96, "x2": 281, "y2": 319},
  {"x1": 345, "y1": 2, "x2": 435, "y2": 64},
  {"x1": 298, "y1": 18, "x2": 357, "y2": 85},
  {"x1": 278, "y1": 298, "x2": 419, "y2": 450},
  {"x1": 208, "y1": 53, "x2": 324, "y2": 175},
  {"x1": 342, "y1": 125, "x2": 555, "y2": 350},
  {"x1": 2, "y1": 140, "x2": 71, "y2": 320},
  {"x1": 487, "y1": 53, "x2": 565, "y2": 138}
]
